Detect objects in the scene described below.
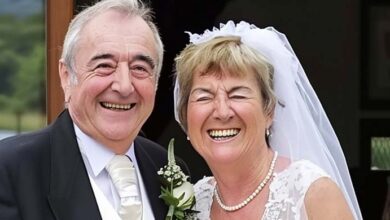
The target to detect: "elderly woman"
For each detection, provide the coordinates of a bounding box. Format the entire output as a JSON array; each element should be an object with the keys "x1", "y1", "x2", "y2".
[{"x1": 173, "y1": 21, "x2": 362, "y2": 219}]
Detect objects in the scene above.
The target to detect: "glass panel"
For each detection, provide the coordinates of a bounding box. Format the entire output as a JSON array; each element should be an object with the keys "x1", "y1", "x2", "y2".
[
  {"x1": 371, "y1": 137, "x2": 390, "y2": 170},
  {"x1": 0, "y1": 0, "x2": 46, "y2": 140}
]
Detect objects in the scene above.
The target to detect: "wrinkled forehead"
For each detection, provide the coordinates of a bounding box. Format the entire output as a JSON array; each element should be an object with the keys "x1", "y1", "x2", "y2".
[
  {"x1": 81, "y1": 34, "x2": 156, "y2": 51},
  {"x1": 75, "y1": 29, "x2": 159, "y2": 66},
  {"x1": 76, "y1": 11, "x2": 158, "y2": 57}
]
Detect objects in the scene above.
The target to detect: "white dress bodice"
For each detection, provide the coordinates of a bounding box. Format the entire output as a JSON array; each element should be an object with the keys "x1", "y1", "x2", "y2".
[{"x1": 193, "y1": 160, "x2": 329, "y2": 220}]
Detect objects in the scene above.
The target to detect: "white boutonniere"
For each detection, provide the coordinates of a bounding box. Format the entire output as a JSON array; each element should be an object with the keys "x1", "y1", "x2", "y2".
[{"x1": 158, "y1": 138, "x2": 197, "y2": 220}]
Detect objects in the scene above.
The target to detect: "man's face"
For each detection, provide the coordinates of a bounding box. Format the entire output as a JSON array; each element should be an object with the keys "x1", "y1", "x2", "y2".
[{"x1": 59, "y1": 10, "x2": 158, "y2": 152}]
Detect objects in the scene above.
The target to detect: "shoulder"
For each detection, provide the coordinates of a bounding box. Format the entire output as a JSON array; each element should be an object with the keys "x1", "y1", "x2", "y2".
[
  {"x1": 279, "y1": 160, "x2": 330, "y2": 188},
  {"x1": 273, "y1": 160, "x2": 329, "y2": 189},
  {"x1": 288, "y1": 160, "x2": 329, "y2": 176},
  {"x1": 269, "y1": 159, "x2": 330, "y2": 204},
  {"x1": 0, "y1": 110, "x2": 75, "y2": 165},
  {"x1": 0, "y1": 127, "x2": 51, "y2": 165},
  {"x1": 0, "y1": 128, "x2": 52, "y2": 191},
  {"x1": 305, "y1": 177, "x2": 354, "y2": 219},
  {"x1": 283, "y1": 160, "x2": 354, "y2": 219}
]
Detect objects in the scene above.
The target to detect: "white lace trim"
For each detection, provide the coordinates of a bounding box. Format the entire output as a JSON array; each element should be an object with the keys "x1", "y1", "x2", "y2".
[
  {"x1": 186, "y1": 21, "x2": 257, "y2": 45},
  {"x1": 193, "y1": 160, "x2": 329, "y2": 220}
]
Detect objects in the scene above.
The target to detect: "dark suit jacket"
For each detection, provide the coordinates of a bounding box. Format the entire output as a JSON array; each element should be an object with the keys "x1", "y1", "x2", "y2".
[{"x1": 0, "y1": 110, "x2": 188, "y2": 220}]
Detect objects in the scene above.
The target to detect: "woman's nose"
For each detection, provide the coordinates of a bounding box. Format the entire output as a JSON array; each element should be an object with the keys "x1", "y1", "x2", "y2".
[
  {"x1": 111, "y1": 64, "x2": 134, "y2": 96},
  {"x1": 213, "y1": 97, "x2": 234, "y2": 121}
]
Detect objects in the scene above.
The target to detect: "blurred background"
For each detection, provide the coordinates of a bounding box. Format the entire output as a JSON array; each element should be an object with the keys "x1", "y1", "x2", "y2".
[
  {"x1": 0, "y1": 0, "x2": 45, "y2": 139},
  {"x1": 0, "y1": 0, "x2": 389, "y2": 218}
]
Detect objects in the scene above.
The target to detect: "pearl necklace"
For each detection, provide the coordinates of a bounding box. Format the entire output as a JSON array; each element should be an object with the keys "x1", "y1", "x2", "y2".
[{"x1": 214, "y1": 151, "x2": 278, "y2": 212}]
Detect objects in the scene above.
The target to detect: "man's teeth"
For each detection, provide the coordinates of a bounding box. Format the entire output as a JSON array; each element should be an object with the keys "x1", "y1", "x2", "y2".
[
  {"x1": 101, "y1": 102, "x2": 135, "y2": 110},
  {"x1": 208, "y1": 129, "x2": 240, "y2": 140}
]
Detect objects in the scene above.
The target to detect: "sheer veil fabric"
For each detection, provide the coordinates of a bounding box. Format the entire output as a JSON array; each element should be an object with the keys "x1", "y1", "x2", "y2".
[{"x1": 174, "y1": 21, "x2": 362, "y2": 219}]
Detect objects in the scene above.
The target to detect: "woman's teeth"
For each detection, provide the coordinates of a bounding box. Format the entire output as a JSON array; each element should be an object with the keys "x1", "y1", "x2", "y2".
[{"x1": 208, "y1": 129, "x2": 240, "y2": 140}]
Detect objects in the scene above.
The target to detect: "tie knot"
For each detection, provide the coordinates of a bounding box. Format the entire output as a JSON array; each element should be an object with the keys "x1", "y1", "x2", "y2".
[
  {"x1": 106, "y1": 155, "x2": 134, "y2": 174},
  {"x1": 106, "y1": 155, "x2": 142, "y2": 219},
  {"x1": 106, "y1": 155, "x2": 138, "y2": 198}
]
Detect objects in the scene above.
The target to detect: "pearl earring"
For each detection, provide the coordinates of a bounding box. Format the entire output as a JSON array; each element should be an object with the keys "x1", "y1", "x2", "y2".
[{"x1": 266, "y1": 128, "x2": 271, "y2": 138}]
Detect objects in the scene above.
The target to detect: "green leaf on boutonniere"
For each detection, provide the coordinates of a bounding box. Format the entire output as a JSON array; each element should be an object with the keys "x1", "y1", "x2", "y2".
[{"x1": 157, "y1": 138, "x2": 198, "y2": 220}]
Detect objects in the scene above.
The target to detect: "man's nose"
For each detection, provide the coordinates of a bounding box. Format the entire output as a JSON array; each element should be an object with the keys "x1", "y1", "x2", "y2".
[
  {"x1": 212, "y1": 97, "x2": 234, "y2": 121},
  {"x1": 111, "y1": 64, "x2": 134, "y2": 96}
]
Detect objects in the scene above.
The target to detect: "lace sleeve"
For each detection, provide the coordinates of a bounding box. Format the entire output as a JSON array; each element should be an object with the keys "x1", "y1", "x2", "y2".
[
  {"x1": 193, "y1": 176, "x2": 215, "y2": 220},
  {"x1": 263, "y1": 160, "x2": 329, "y2": 220}
]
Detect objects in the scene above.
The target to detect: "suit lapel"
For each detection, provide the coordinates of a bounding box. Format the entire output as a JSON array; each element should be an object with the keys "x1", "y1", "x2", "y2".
[
  {"x1": 47, "y1": 110, "x2": 102, "y2": 220},
  {"x1": 134, "y1": 138, "x2": 168, "y2": 220}
]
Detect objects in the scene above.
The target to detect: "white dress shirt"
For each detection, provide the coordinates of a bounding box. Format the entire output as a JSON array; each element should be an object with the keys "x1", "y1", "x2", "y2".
[{"x1": 74, "y1": 124, "x2": 155, "y2": 220}]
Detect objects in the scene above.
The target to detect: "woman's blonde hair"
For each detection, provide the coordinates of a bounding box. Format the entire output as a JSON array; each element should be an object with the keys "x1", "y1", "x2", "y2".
[{"x1": 174, "y1": 36, "x2": 276, "y2": 131}]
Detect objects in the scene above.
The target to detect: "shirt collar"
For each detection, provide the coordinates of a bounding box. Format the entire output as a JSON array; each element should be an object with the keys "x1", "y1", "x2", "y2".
[{"x1": 74, "y1": 124, "x2": 135, "y2": 177}]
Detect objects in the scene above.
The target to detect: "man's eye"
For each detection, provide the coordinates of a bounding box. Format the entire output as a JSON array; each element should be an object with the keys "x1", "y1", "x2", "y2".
[
  {"x1": 93, "y1": 63, "x2": 115, "y2": 75},
  {"x1": 96, "y1": 63, "x2": 113, "y2": 69},
  {"x1": 130, "y1": 65, "x2": 152, "y2": 79},
  {"x1": 133, "y1": 66, "x2": 147, "y2": 71}
]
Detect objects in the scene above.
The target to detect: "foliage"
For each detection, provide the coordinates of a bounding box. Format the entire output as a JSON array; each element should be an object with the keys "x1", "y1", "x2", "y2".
[
  {"x1": 0, "y1": 12, "x2": 45, "y2": 133},
  {"x1": 158, "y1": 139, "x2": 197, "y2": 220},
  {"x1": 371, "y1": 137, "x2": 390, "y2": 170}
]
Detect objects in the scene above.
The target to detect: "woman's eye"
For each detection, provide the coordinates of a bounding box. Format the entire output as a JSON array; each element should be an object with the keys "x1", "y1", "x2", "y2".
[
  {"x1": 230, "y1": 95, "x2": 247, "y2": 99},
  {"x1": 196, "y1": 96, "x2": 212, "y2": 102}
]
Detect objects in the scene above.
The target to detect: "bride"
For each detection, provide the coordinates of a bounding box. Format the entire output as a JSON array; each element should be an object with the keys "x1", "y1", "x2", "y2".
[{"x1": 173, "y1": 21, "x2": 362, "y2": 219}]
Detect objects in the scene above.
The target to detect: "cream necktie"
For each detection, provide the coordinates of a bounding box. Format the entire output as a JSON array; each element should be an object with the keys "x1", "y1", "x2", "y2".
[{"x1": 106, "y1": 155, "x2": 142, "y2": 220}]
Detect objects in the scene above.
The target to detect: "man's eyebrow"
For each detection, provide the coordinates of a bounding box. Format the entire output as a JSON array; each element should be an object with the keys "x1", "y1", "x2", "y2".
[
  {"x1": 87, "y1": 53, "x2": 115, "y2": 67},
  {"x1": 134, "y1": 54, "x2": 156, "y2": 69},
  {"x1": 90, "y1": 53, "x2": 115, "y2": 62}
]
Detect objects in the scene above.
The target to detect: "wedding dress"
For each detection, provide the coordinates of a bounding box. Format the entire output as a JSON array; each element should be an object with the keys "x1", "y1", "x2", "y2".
[{"x1": 193, "y1": 160, "x2": 329, "y2": 220}]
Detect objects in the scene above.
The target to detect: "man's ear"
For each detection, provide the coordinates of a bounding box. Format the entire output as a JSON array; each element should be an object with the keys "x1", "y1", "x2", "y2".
[{"x1": 59, "y1": 60, "x2": 72, "y2": 102}]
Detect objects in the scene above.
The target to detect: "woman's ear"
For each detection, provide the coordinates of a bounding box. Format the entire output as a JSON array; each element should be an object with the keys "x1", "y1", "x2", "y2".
[
  {"x1": 266, "y1": 110, "x2": 274, "y2": 128},
  {"x1": 59, "y1": 60, "x2": 72, "y2": 103}
]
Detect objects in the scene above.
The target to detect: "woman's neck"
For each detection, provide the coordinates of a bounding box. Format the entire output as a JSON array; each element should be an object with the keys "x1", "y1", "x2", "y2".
[{"x1": 211, "y1": 147, "x2": 274, "y2": 205}]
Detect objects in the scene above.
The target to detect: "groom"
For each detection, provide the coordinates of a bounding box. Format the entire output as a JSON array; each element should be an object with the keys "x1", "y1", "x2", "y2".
[{"x1": 0, "y1": 0, "x2": 187, "y2": 219}]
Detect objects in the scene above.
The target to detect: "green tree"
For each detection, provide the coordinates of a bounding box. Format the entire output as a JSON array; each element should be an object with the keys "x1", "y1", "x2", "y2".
[
  {"x1": 0, "y1": 12, "x2": 45, "y2": 133},
  {"x1": 0, "y1": 43, "x2": 45, "y2": 132}
]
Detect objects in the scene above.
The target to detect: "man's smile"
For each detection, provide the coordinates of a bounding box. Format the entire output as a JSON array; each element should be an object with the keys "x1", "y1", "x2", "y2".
[{"x1": 100, "y1": 102, "x2": 136, "y2": 111}]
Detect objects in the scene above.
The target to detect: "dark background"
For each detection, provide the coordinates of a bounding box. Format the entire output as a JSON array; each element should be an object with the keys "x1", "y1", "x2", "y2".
[{"x1": 74, "y1": 0, "x2": 390, "y2": 218}]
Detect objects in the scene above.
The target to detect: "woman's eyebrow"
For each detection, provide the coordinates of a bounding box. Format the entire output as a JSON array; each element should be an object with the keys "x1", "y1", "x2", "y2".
[
  {"x1": 190, "y1": 87, "x2": 211, "y2": 95},
  {"x1": 228, "y1": 86, "x2": 252, "y2": 93}
]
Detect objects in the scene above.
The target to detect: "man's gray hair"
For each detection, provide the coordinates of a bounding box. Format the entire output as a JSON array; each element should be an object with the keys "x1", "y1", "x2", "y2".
[{"x1": 60, "y1": 0, "x2": 164, "y2": 85}]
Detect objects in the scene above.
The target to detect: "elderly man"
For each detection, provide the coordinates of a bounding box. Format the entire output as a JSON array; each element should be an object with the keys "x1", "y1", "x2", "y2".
[{"x1": 0, "y1": 0, "x2": 187, "y2": 219}]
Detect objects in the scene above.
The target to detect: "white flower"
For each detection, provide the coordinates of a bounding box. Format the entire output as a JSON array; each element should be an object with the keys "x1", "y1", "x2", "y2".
[
  {"x1": 158, "y1": 138, "x2": 197, "y2": 219},
  {"x1": 173, "y1": 181, "x2": 195, "y2": 208}
]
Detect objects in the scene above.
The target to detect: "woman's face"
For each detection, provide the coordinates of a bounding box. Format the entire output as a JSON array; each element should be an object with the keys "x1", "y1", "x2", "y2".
[{"x1": 186, "y1": 71, "x2": 272, "y2": 165}]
